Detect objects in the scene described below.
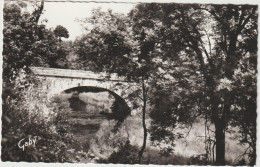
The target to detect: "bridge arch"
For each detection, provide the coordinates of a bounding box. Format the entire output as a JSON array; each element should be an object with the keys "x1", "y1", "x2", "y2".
[
  {"x1": 62, "y1": 86, "x2": 131, "y2": 121},
  {"x1": 31, "y1": 67, "x2": 139, "y2": 115}
]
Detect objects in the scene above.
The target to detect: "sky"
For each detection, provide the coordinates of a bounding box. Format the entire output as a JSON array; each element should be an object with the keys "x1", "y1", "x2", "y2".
[
  {"x1": 39, "y1": 2, "x2": 136, "y2": 41},
  {"x1": 37, "y1": 0, "x2": 259, "y2": 41}
]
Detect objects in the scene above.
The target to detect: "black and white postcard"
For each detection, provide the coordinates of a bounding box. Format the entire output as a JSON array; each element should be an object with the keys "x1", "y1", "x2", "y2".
[{"x1": 1, "y1": 0, "x2": 259, "y2": 166}]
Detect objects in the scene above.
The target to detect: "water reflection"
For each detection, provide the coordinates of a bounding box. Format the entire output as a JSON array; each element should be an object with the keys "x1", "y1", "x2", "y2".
[{"x1": 64, "y1": 91, "x2": 114, "y2": 153}]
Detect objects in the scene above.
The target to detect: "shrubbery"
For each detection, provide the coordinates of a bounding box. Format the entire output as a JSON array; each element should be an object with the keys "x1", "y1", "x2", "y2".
[
  {"x1": 2, "y1": 69, "x2": 73, "y2": 162},
  {"x1": 97, "y1": 140, "x2": 139, "y2": 164}
]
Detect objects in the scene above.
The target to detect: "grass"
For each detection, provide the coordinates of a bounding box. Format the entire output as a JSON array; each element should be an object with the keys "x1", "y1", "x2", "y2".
[{"x1": 56, "y1": 91, "x2": 249, "y2": 165}]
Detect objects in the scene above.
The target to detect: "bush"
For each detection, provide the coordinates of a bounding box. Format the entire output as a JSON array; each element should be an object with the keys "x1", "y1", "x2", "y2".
[
  {"x1": 2, "y1": 69, "x2": 73, "y2": 162},
  {"x1": 97, "y1": 140, "x2": 139, "y2": 164}
]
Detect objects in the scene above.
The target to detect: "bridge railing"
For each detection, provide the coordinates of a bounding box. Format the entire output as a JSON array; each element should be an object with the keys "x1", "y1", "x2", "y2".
[{"x1": 30, "y1": 67, "x2": 126, "y2": 82}]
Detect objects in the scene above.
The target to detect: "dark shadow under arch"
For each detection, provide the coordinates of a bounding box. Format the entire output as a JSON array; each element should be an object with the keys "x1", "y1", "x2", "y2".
[{"x1": 63, "y1": 86, "x2": 131, "y2": 122}]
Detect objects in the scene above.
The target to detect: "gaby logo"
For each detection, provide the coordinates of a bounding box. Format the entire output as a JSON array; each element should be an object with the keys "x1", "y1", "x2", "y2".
[{"x1": 18, "y1": 137, "x2": 37, "y2": 151}]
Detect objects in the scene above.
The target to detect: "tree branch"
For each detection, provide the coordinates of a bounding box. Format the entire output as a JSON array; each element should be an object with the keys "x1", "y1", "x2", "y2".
[{"x1": 31, "y1": 0, "x2": 45, "y2": 25}]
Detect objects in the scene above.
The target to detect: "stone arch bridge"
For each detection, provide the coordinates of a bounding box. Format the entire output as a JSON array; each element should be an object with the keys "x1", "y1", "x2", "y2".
[{"x1": 31, "y1": 67, "x2": 139, "y2": 114}]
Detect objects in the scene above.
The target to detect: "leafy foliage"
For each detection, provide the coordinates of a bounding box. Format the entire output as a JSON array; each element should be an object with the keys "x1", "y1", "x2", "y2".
[
  {"x1": 54, "y1": 25, "x2": 69, "y2": 39},
  {"x1": 129, "y1": 3, "x2": 257, "y2": 165},
  {"x1": 230, "y1": 53, "x2": 257, "y2": 165},
  {"x1": 74, "y1": 8, "x2": 135, "y2": 76},
  {"x1": 3, "y1": 1, "x2": 69, "y2": 78},
  {"x1": 2, "y1": 69, "x2": 73, "y2": 162},
  {"x1": 2, "y1": 1, "x2": 74, "y2": 162},
  {"x1": 97, "y1": 140, "x2": 139, "y2": 164},
  {"x1": 75, "y1": 3, "x2": 257, "y2": 165},
  {"x1": 75, "y1": 8, "x2": 161, "y2": 161}
]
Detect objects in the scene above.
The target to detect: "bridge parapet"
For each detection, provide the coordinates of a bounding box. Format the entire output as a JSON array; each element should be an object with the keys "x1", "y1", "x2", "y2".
[{"x1": 30, "y1": 67, "x2": 125, "y2": 82}]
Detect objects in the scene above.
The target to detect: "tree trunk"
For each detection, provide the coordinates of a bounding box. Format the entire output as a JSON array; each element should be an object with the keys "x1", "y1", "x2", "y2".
[
  {"x1": 32, "y1": 0, "x2": 45, "y2": 24},
  {"x1": 210, "y1": 90, "x2": 226, "y2": 165},
  {"x1": 214, "y1": 120, "x2": 226, "y2": 165},
  {"x1": 251, "y1": 146, "x2": 256, "y2": 165},
  {"x1": 138, "y1": 76, "x2": 147, "y2": 162}
]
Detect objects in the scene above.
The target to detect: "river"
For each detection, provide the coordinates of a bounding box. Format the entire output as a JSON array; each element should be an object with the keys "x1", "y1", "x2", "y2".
[{"x1": 58, "y1": 91, "x2": 116, "y2": 161}]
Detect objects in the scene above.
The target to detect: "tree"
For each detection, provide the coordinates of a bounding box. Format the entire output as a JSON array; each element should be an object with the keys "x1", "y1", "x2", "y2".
[
  {"x1": 74, "y1": 4, "x2": 257, "y2": 165},
  {"x1": 74, "y1": 8, "x2": 165, "y2": 162},
  {"x1": 3, "y1": 1, "x2": 41, "y2": 82},
  {"x1": 3, "y1": 1, "x2": 69, "y2": 76},
  {"x1": 130, "y1": 3, "x2": 257, "y2": 165},
  {"x1": 30, "y1": 0, "x2": 45, "y2": 24},
  {"x1": 230, "y1": 53, "x2": 257, "y2": 165},
  {"x1": 54, "y1": 25, "x2": 69, "y2": 41},
  {"x1": 2, "y1": 1, "x2": 74, "y2": 162}
]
